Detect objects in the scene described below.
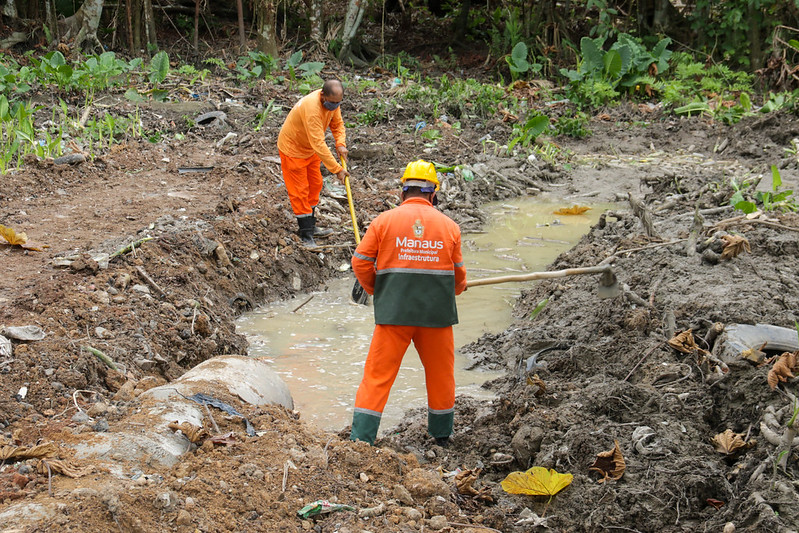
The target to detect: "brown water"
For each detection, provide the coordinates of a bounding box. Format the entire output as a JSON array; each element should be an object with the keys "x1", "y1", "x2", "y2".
[{"x1": 236, "y1": 196, "x2": 612, "y2": 434}]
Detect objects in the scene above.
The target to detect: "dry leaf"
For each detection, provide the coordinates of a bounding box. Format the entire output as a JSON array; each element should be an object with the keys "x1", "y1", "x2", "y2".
[
  {"x1": 0, "y1": 224, "x2": 47, "y2": 251},
  {"x1": 455, "y1": 468, "x2": 494, "y2": 502},
  {"x1": 37, "y1": 459, "x2": 94, "y2": 478},
  {"x1": 168, "y1": 421, "x2": 209, "y2": 444},
  {"x1": 589, "y1": 440, "x2": 626, "y2": 483},
  {"x1": 209, "y1": 431, "x2": 237, "y2": 446},
  {"x1": 767, "y1": 351, "x2": 798, "y2": 390},
  {"x1": 667, "y1": 329, "x2": 698, "y2": 354},
  {"x1": 0, "y1": 442, "x2": 57, "y2": 461},
  {"x1": 0, "y1": 224, "x2": 27, "y2": 246},
  {"x1": 501, "y1": 466, "x2": 573, "y2": 497},
  {"x1": 553, "y1": 205, "x2": 591, "y2": 216},
  {"x1": 720, "y1": 234, "x2": 751, "y2": 260},
  {"x1": 712, "y1": 429, "x2": 747, "y2": 455},
  {"x1": 741, "y1": 342, "x2": 767, "y2": 366},
  {"x1": 526, "y1": 373, "x2": 547, "y2": 397},
  {"x1": 706, "y1": 498, "x2": 725, "y2": 510}
]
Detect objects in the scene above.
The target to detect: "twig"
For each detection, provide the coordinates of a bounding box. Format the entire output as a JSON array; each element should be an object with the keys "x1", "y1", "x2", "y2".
[
  {"x1": 448, "y1": 523, "x2": 503, "y2": 532},
  {"x1": 135, "y1": 265, "x2": 167, "y2": 298},
  {"x1": 72, "y1": 389, "x2": 97, "y2": 416},
  {"x1": 109, "y1": 236, "x2": 154, "y2": 259},
  {"x1": 624, "y1": 342, "x2": 665, "y2": 381},
  {"x1": 82, "y1": 346, "x2": 117, "y2": 370},
  {"x1": 191, "y1": 306, "x2": 198, "y2": 335},
  {"x1": 711, "y1": 218, "x2": 799, "y2": 233},
  {"x1": 41, "y1": 459, "x2": 53, "y2": 496},
  {"x1": 291, "y1": 295, "x2": 314, "y2": 313},
  {"x1": 600, "y1": 239, "x2": 687, "y2": 265},
  {"x1": 204, "y1": 403, "x2": 220, "y2": 433},
  {"x1": 282, "y1": 460, "x2": 297, "y2": 493}
]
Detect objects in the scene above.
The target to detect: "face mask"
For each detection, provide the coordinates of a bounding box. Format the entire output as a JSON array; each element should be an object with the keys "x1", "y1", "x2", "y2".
[{"x1": 323, "y1": 100, "x2": 341, "y2": 111}]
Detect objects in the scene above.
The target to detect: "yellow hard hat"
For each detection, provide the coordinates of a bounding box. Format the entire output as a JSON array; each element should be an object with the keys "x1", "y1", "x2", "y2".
[{"x1": 401, "y1": 159, "x2": 440, "y2": 191}]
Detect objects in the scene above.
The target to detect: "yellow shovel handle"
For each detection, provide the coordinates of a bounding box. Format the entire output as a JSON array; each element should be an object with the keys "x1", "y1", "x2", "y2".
[{"x1": 342, "y1": 160, "x2": 361, "y2": 244}]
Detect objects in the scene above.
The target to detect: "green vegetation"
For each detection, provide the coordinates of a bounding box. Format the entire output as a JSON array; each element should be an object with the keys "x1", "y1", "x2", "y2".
[{"x1": 730, "y1": 166, "x2": 798, "y2": 214}]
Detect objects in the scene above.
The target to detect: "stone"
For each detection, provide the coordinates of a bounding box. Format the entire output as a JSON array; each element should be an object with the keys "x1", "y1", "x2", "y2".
[
  {"x1": 393, "y1": 484, "x2": 414, "y2": 505},
  {"x1": 402, "y1": 468, "x2": 450, "y2": 500},
  {"x1": 176, "y1": 509, "x2": 192, "y2": 526},
  {"x1": 428, "y1": 515, "x2": 448, "y2": 530}
]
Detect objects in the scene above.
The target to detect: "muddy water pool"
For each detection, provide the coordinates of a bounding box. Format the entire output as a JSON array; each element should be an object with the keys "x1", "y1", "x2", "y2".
[{"x1": 237, "y1": 196, "x2": 613, "y2": 434}]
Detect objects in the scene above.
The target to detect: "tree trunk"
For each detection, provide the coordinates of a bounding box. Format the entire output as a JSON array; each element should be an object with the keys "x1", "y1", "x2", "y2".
[
  {"x1": 143, "y1": 0, "x2": 158, "y2": 51},
  {"x1": 452, "y1": 0, "x2": 471, "y2": 41},
  {"x1": 309, "y1": 0, "x2": 323, "y2": 46},
  {"x1": 236, "y1": 0, "x2": 246, "y2": 51},
  {"x1": 44, "y1": 0, "x2": 59, "y2": 44},
  {"x1": 254, "y1": 0, "x2": 278, "y2": 58},
  {"x1": 3, "y1": 0, "x2": 17, "y2": 18},
  {"x1": 194, "y1": 0, "x2": 200, "y2": 51},
  {"x1": 58, "y1": 0, "x2": 104, "y2": 52},
  {"x1": 339, "y1": 0, "x2": 365, "y2": 59}
]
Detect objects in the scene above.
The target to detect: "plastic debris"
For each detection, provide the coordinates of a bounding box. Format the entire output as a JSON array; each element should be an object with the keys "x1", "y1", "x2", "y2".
[
  {"x1": 187, "y1": 393, "x2": 256, "y2": 437},
  {"x1": 297, "y1": 500, "x2": 355, "y2": 519}
]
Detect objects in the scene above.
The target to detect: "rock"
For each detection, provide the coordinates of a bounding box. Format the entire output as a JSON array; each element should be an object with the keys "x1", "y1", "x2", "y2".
[
  {"x1": 0, "y1": 335, "x2": 11, "y2": 357},
  {"x1": 93, "y1": 418, "x2": 109, "y2": 432},
  {"x1": 72, "y1": 411, "x2": 91, "y2": 424},
  {"x1": 428, "y1": 515, "x2": 448, "y2": 530},
  {"x1": 92, "y1": 292, "x2": 110, "y2": 306},
  {"x1": 701, "y1": 248, "x2": 720, "y2": 264},
  {"x1": 112, "y1": 379, "x2": 137, "y2": 402},
  {"x1": 86, "y1": 402, "x2": 109, "y2": 417},
  {"x1": 12, "y1": 473, "x2": 30, "y2": 489},
  {"x1": 131, "y1": 284, "x2": 151, "y2": 295},
  {"x1": 1, "y1": 325, "x2": 46, "y2": 341},
  {"x1": 133, "y1": 376, "x2": 166, "y2": 396},
  {"x1": 184, "y1": 497, "x2": 195, "y2": 509},
  {"x1": 393, "y1": 484, "x2": 414, "y2": 505},
  {"x1": 402, "y1": 507, "x2": 422, "y2": 521},
  {"x1": 510, "y1": 425, "x2": 544, "y2": 466},
  {"x1": 176, "y1": 509, "x2": 192, "y2": 526},
  {"x1": 153, "y1": 492, "x2": 176, "y2": 511},
  {"x1": 402, "y1": 468, "x2": 450, "y2": 500}
]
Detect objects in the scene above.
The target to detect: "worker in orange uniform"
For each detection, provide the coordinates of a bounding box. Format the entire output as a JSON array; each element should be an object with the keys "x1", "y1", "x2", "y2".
[
  {"x1": 277, "y1": 79, "x2": 349, "y2": 247},
  {"x1": 349, "y1": 160, "x2": 467, "y2": 446}
]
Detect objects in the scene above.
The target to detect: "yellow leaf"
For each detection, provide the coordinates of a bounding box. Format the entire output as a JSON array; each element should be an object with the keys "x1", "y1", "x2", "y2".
[
  {"x1": 553, "y1": 205, "x2": 590, "y2": 216},
  {"x1": 501, "y1": 466, "x2": 573, "y2": 497},
  {"x1": 0, "y1": 224, "x2": 27, "y2": 246}
]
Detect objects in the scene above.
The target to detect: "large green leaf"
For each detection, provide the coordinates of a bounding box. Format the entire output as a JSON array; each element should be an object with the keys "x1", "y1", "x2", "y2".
[
  {"x1": 603, "y1": 50, "x2": 622, "y2": 80},
  {"x1": 149, "y1": 51, "x2": 170, "y2": 84},
  {"x1": 285, "y1": 51, "x2": 303, "y2": 69},
  {"x1": 580, "y1": 37, "x2": 604, "y2": 75}
]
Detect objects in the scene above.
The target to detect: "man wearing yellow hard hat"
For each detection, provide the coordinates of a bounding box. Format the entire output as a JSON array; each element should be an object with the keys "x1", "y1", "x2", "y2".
[{"x1": 349, "y1": 159, "x2": 467, "y2": 446}]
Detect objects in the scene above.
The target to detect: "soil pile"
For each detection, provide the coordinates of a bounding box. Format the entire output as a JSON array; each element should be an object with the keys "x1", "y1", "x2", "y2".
[{"x1": 1, "y1": 68, "x2": 799, "y2": 532}]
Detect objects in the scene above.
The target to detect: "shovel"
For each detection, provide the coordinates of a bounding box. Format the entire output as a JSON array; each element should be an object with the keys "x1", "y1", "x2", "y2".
[
  {"x1": 466, "y1": 263, "x2": 620, "y2": 299},
  {"x1": 343, "y1": 160, "x2": 369, "y2": 305}
]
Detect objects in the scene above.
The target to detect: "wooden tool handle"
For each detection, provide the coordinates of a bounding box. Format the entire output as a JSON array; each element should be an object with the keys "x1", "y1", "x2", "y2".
[{"x1": 466, "y1": 264, "x2": 612, "y2": 287}]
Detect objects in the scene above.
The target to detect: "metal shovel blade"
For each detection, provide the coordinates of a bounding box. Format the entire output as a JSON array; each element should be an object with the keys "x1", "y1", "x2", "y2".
[
  {"x1": 597, "y1": 268, "x2": 620, "y2": 299},
  {"x1": 351, "y1": 280, "x2": 369, "y2": 305}
]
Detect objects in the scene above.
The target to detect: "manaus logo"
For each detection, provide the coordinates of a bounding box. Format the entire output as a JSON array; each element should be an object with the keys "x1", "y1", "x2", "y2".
[{"x1": 413, "y1": 219, "x2": 424, "y2": 238}]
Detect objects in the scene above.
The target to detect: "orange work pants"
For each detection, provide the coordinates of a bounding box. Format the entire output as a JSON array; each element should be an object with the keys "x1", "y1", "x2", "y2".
[
  {"x1": 279, "y1": 150, "x2": 323, "y2": 216},
  {"x1": 351, "y1": 324, "x2": 455, "y2": 443}
]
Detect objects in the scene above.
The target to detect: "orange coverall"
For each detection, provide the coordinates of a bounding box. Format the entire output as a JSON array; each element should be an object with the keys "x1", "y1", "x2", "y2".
[
  {"x1": 350, "y1": 196, "x2": 467, "y2": 445},
  {"x1": 277, "y1": 89, "x2": 346, "y2": 216}
]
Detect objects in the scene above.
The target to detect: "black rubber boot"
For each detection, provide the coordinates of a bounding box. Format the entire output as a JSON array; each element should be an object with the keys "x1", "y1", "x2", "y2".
[
  {"x1": 312, "y1": 208, "x2": 333, "y2": 237},
  {"x1": 297, "y1": 216, "x2": 316, "y2": 248}
]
